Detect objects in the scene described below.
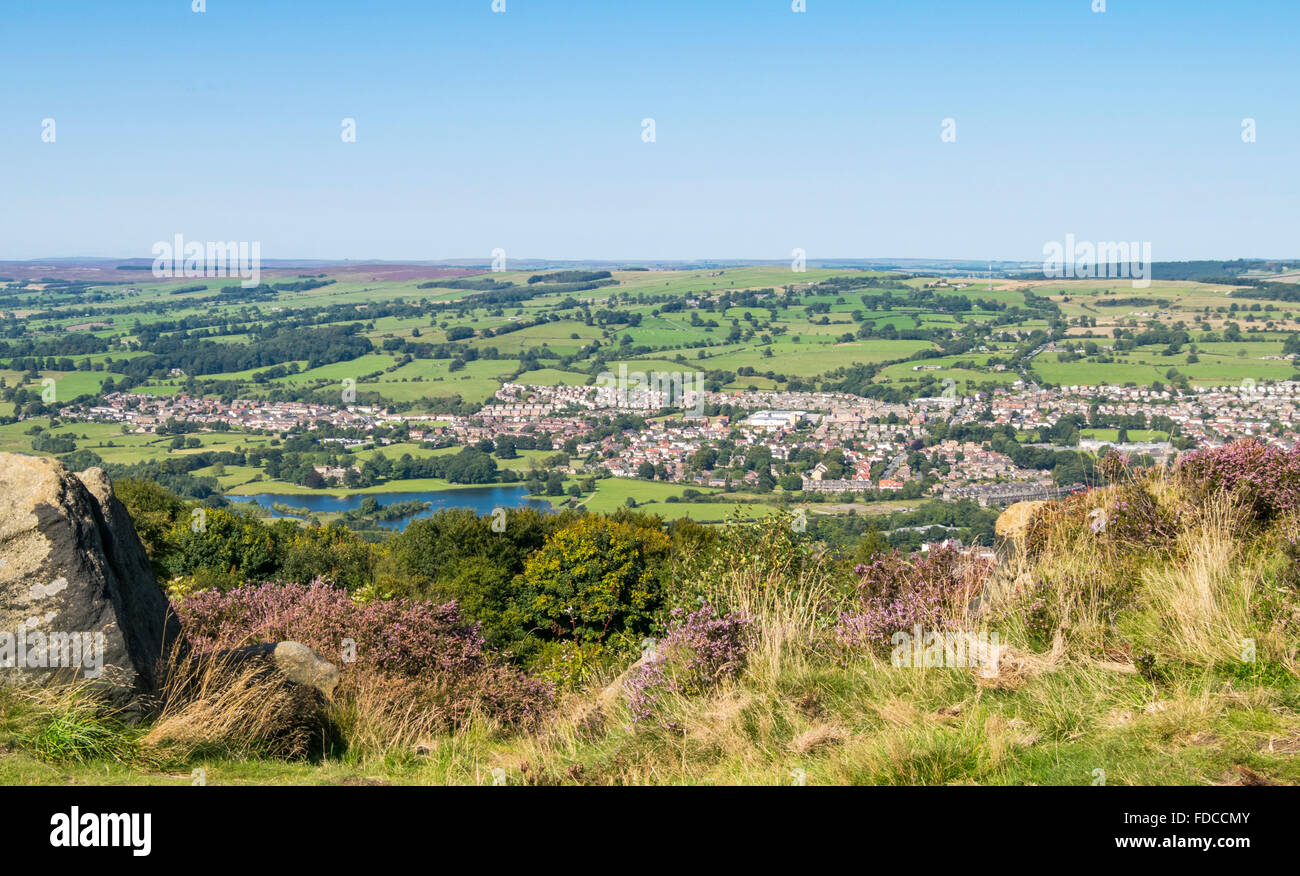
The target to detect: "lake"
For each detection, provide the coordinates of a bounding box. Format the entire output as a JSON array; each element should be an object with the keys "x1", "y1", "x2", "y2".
[{"x1": 228, "y1": 485, "x2": 551, "y2": 531}]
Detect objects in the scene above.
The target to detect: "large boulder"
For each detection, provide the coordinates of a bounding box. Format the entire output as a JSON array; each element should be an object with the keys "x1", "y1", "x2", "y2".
[
  {"x1": 995, "y1": 500, "x2": 1046, "y2": 542},
  {"x1": 0, "y1": 454, "x2": 184, "y2": 700},
  {"x1": 995, "y1": 500, "x2": 1046, "y2": 560},
  {"x1": 0, "y1": 453, "x2": 341, "y2": 747}
]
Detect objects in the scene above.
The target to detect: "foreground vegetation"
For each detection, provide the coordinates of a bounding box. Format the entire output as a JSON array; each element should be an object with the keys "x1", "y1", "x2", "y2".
[{"x1": 1, "y1": 441, "x2": 1297, "y2": 785}]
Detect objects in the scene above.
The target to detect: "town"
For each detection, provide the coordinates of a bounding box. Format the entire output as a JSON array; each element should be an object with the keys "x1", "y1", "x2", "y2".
[{"x1": 61, "y1": 375, "x2": 1300, "y2": 508}]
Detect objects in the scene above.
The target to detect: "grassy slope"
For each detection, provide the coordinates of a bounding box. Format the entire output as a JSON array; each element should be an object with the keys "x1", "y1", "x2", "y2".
[
  {"x1": 3, "y1": 468, "x2": 1298, "y2": 786},
  {"x1": 3, "y1": 652, "x2": 1295, "y2": 787}
]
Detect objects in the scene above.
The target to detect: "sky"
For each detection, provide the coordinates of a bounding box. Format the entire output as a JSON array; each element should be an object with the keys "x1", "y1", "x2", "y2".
[{"x1": 1, "y1": 0, "x2": 1296, "y2": 262}]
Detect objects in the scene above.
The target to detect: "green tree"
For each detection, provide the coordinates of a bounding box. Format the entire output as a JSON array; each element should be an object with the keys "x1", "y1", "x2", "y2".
[
  {"x1": 113, "y1": 478, "x2": 186, "y2": 572},
  {"x1": 381, "y1": 507, "x2": 573, "y2": 647},
  {"x1": 518, "y1": 516, "x2": 671, "y2": 645},
  {"x1": 165, "y1": 508, "x2": 284, "y2": 585},
  {"x1": 279, "y1": 523, "x2": 377, "y2": 591},
  {"x1": 444, "y1": 447, "x2": 499, "y2": 484}
]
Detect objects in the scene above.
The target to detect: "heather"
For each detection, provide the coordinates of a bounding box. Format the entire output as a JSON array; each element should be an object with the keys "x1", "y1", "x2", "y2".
[
  {"x1": 625, "y1": 605, "x2": 754, "y2": 723},
  {"x1": 176, "y1": 580, "x2": 555, "y2": 742},
  {"x1": 1175, "y1": 440, "x2": 1300, "y2": 522},
  {"x1": 835, "y1": 545, "x2": 992, "y2": 651}
]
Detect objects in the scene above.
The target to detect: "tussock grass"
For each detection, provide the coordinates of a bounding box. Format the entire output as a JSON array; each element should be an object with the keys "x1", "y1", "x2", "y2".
[
  {"x1": 142, "y1": 649, "x2": 330, "y2": 762},
  {"x1": 8, "y1": 687, "x2": 143, "y2": 767},
  {"x1": 1124, "y1": 495, "x2": 1264, "y2": 668},
  {"x1": 328, "y1": 672, "x2": 495, "y2": 762}
]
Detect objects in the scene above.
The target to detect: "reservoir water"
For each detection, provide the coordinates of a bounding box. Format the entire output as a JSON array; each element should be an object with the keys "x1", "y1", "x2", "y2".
[{"x1": 229, "y1": 485, "x2": 551, "y2": 531}]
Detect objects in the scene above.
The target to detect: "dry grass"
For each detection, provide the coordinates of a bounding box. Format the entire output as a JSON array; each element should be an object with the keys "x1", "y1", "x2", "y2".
[
  {"x1": 329, "y1": 673, "x2": 501, "y2": 760},
  {"x1": 789, "y1": 721, "x2": 847, "y2": 755},
  {"x1": 142, "y1": 650, "x2": 331, "y2": 761},
  {"x1": 1128, "y1": 495, "x2": 1262, "y2": 667},
  {"x1": 696, "y1": 546, "x2": 837, "y2": 684}
]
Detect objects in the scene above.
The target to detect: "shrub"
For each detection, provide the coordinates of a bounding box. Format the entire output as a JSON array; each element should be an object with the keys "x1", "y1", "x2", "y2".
[
  {"x1": 175, "y1": 580, "x2": 554, "y2": 736},
  {"x1": 378, "y1": 506, "x2": 572, "y2": 650},
  {"x1": 164, "y1": 507, "x2": 283, "y2": 585},
  {"x1": 669, "y1": 511, "x2": 835, "y2": 619},
  {"x1": 517, "y1": 516, "x2": 672, "y2": 646},
  {"x1": 1025, "y1": 481, "x2": 1176, "y2": 558},
  {"x1": 113, "y1": 477, "x2": 185, "y2": 568}
]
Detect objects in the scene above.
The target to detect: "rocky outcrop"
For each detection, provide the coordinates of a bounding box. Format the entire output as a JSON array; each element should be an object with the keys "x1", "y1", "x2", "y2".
[
  {"x1": 0, "y1": 453, "x2": 341, "y2": 708},
  {"x1": 0, "y1": 454, "x2": 184, "y2": 700}
]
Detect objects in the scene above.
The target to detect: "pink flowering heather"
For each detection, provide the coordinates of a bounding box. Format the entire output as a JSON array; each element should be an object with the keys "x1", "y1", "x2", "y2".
[
  {"x1": 1176, "y1": 440, "x2": 1300, "y2": 522},
  {"x1": 624, "y1": 659, "x2": 670, "y2": 724},
  {"x1": 625, "y1": 605, "x2": 753, "y2": 724},
  {"x1": 175, "y1": 579, "x2": 553, "y2": 730},
  {"x1": 1095, "y1": 486, "x2": 1176, "y2": 546},
  {"x1": 835, "y1": 545, "x2": 991, "y2": 651}
]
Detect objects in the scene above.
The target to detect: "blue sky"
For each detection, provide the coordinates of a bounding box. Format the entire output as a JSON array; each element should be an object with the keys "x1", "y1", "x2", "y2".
[{"x1": 1, "y1": 0, "x2": 1295, "y2": 261}]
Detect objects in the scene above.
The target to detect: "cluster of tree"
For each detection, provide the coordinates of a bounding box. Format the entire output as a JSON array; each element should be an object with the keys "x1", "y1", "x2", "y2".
[
  {"x1": 339, "y1": 496, "x2": 431, "y2": 524},
  {"x1": 417, "y1": 276, "x2": 516, "y2": 291},
  {"x1": 31, "y1": 432, "x2": 77, "y2": 454},
  {"x1": 119, "y1": 323, "x2": 372, "y2": 379},
  {"x1": 1148, "y1": 260, "x2": 1280, "y2": 282},
  {"x1": 1092, "y1": 296, "x2": 1162, "y2": 308},
  {"x1": 527, "y1": 270, "x2": 611, "y2": 284},
  {"x1": 591, "y1": 308, "x2": 643, "y2": 327},
  {"x1": 269, "y1": 278, "x2": 335, "y2": 292},
  {"x1": 100, "y1": 458, "x2": 225, "y2": 501},
  {"x1": 1231, "y1": 280, "x2": 1300, "y2": 303},
  {"x1": 0, "y1": 332, "x2": 111, "y2": 359},
  {"x1": 1112, "y1": 326, "x2": 1191, "y2": 351},
  {"x1": 215, "y1": 285, "x2": 278, "y2": 302}
]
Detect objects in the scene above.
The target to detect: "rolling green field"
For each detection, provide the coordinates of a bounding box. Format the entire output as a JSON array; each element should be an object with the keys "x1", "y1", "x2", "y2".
[
  {"x1": 16, "y1": 267, "x2": 1293, "y2": 410},
  {"x1": 578, "y1": 477, "x2": 773, "y2": 521},
  {"x1": 1031, "y1": 340, "x2": 1296, "y2": 387}
]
